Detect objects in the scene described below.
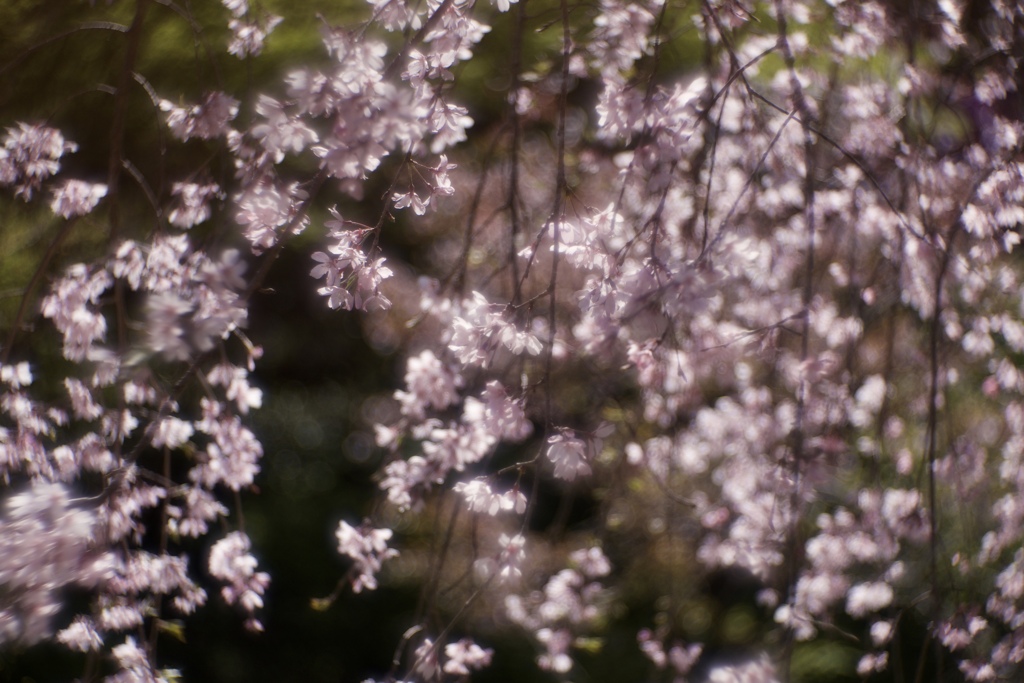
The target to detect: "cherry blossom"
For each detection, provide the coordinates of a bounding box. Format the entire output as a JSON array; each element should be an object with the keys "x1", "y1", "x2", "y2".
[
  {"x1": 0, "y1": 482, "x2": 112, "y2": 646},
  {"x1": 208, "y1": 531, "x2": 270, "y2": 631},
  {"x1": 442, "y1": 638, "x2": 493, "y2": 675},
  {"x1": 167, "y1": 182, "x2": 222, "y2": 229},
  {"x1": 3, "y1": 0, "x2": 1024, "y2": 680},
  {"x1": 0, "y1": 122, "x2": 77, "y2": 199},
  {"x1": 335, "y1": 521, "x2": 399, "y2": 593},
  {"x1": 49, "y1": 180, "x2": 107, "y2": 218},
  {"x1": 497, "y1": 533, "x2": 525, "y2": 582},
  {"x1": 546, "y1": 430, "x2": 591, "y2": 481},
  {"x1": 160, "y1": 92, "x2": 239, "y2": 142},
  {"x1": 223, "y1": 0, "x2": 282, "y2": 58}
]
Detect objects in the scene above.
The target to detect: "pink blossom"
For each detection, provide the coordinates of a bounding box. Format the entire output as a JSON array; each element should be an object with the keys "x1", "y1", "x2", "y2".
[
  {"x1": 0, "y1": 482, "x2": 112, "y2": 646},
  {"x1": 166, "y1": 487, "x2": 228, "y2": 539},
  {"x1": 706, "y1": 654, "x2": 779, "y2": 683},
  {"x1": 845, "y1": 581, "x2": 894, "y2": 618},
  {"x1": 49, "y1": 180, "x2": 107, "y2": 218},
  {"x1": 65, "y1": 378, "x2": 102, "y2": 421},
  {"x1": 109, "y1": 636, "x2": 163, "y2": 682},
  {"x1": 6, "y1": 0, "x2": 1024, "y2": 679},
  {"x1": 167, "y1": 182, "x2": 222, "y2": 228},
  {"x1": 150, "y1": 417, "x2": 194, "y2": 449},
  {"x1": 227, "y1": 14, "x2": 282, "y2": 58},
  {"x1": 453, "y1": 479, "x2": 501, "y2": 515},
  {"x1": 160, "y1": 92, "x2": 239, "y2": 141},
  {"x1": 448, "y1": 291, "x2": 543, "y2": 366},
  {"x1": 395, "y1": 350, "x2": 460, "y2": 419},
  {"x1": 870, "y1": 619, "x2": 894, "y2": 647},
  {"x1": 442, "y1": 638, "x2": 493, "y2": 675},
  {"x1": 207, "y1": 364, "x2": 263, "y2": 414},
  {"x1": 192, "y1": 399, "x2": 263, "y2": 491},
  {"x1": 547, "y1": 430, "x2": 591, "y2": 481},
  {"x1": 392, "y1": 188, "x2": 430, "y2": 215},
  {"x1": 221, "y1": 0, "x2": 247, "y2": 17},
  {"x1": 536, "y1": 628, "x2": 573, "y2": 672},
  {"x1": 453, "y1": 479, "x2": 526, "y2": 516},
  {"x1": 497, "y1": 533, "x2": 525, "y2": 581},
  {"x1": 570, "y1": 547, "x2": 611, "y2": 578},
  {"x1": 56, "y1": 616, "x2": 103, "y2": 652},
  {"x1": 40, "y1": 264, "x2": 112, "y2": 362},
  {"x1": 335, "y1": 521, "x2": 398, "y2": 592},
  {"x1": 0, "y1": 362, "x2": 32, "y2": 389},
  {"x1": 208, "y1": 531, "x2": 269, "y2": 630},
  {"x1": 234, "y1": 180, "x2": 306, "y2": 252},
  {"x1": 431, "y1": 155, "x2": 456, "y2": 197},
  {"x1": 428, "y1": 101, "x2": 473, "y2": 153},
  {"x1": 145, "y1": 292, "x2": 194, "y2": 361},
  {"x1": 0, "y1": 122, "x2": 77, "y2": 199},
  {"x1": 310, "y1": 211, "x2": 392, "y2": 311},
  {"x1": 856, "y1": 652, "x2": 889, "y2": 677},
  {"x1": 251, "y1": 95, "x2": 318, "y2": 163},
  {"x1": 367, "y1": 0, "x2": 421, "y2": 31}
]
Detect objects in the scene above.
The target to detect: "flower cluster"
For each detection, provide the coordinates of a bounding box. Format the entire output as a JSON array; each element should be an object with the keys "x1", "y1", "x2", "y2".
[
  {"x1": 223, "y1": 0, "x2": 281, "y2": 59},
  {"x1": 335, "y1": 521, "x2": 399, "y2": 593},
  {"x1": 0, "y1": 482, "x2": 111, "y2": 646},
  {"x1": 408, "y1": 636, "x2": 494, "y2": 680},
  {"x1": 208, "y1": 531, "x2": 270, "y2": 631},
  {"x1": 0, "y1": 122, "x2": 77, "y2": 199},
  {"x1": 310, "y1": 209, "x2": 394, "y2": 311},
  {"x1": 160, "y1": 92, "x2": 239, "y2": 142},
  {"x1": 3, "y1": 0, "x2": 1024, "y2": 681},
  {"x1": 504, "y1": 546, "x2": 613, "y2": 673}
]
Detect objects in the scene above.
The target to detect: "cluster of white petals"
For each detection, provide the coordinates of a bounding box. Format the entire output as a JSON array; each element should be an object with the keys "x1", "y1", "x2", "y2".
[
  {"x1": 0, "y1": 482, "x2": 111, "y2": 646},
  {"x1": 49, "y1": 179, "x2": 107, "y2": 218},
  {"x1": 546, "y1": 430, "x2": 591, "y2": 481},
  {"x1": 336, "y1": 521, "x2": 399, "y2": 593},
  {"x1": 0, "y1": 122, "x2": 77, "y2": 199},
  {"x1": 223, "y1": 0, "x2": 281, "y2": 58},
  {"x1": 167, "y1": 181, "x2": 222, "y2": 229},
  {"x1": 505, "y1": 546, "x2": 612, "y2": 673},
  {"x1": 310, "y1": 209, "x2": 394, "y2": 311},
  {"x1": 160, "y1": 92, "x2": 239, "y2": 141},
  {"x1": 3, "y1": 0, "x2": 1024, "y2": 679},
  {"x1": 209, "y1": 531, "x2": 270, "y2": 631}
]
